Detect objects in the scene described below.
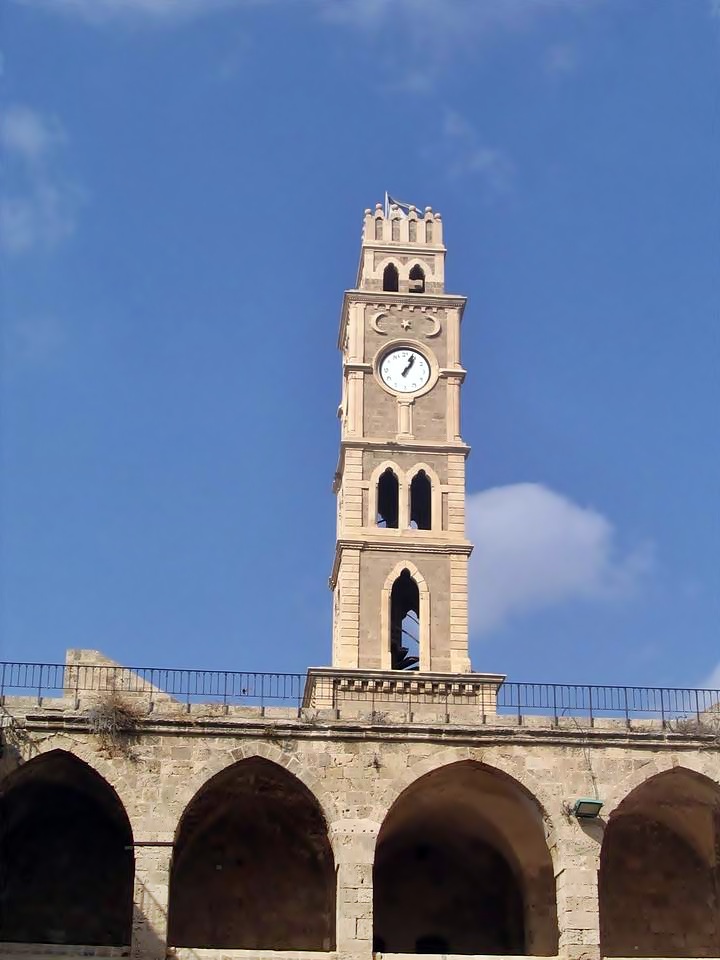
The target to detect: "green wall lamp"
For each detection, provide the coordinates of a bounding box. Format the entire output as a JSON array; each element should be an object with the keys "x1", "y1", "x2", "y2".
[{"x1": 572, "y1": 797, "x2": 604, "y2": 819}]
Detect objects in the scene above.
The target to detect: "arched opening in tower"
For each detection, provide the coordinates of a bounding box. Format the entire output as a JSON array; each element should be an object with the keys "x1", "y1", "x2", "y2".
[
  {"x1": 390, "y1": 568, "x2": 420, "y2": 670},
  {"x1": 409, "y1": 264, "x2": 425, "y2": 293},
  {"x1": 410, "y1": 471, "x2": 432, "y2": 530},
  {"x1": 377, "y1": 468, "x2": 399, "y2": 528},
  {"x1": 373, "y1": 761, "x2": 558, "y2": 956},
  {"x1": 0, "y1": 750, "x2": 134, "y2": 945},
  {"x1": 383, "y1": 263, "x2": 399, "y2": 292},
  {"x1": 599, "y1": 768, "x2": 720, "y2": 957},
  {"x1": 168, "y1": 757, "x2": 336, "y2": 950}
]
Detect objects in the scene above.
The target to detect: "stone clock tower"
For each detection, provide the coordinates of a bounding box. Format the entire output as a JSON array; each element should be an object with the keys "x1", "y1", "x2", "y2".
[{"x1": 330, "y1": 202, "x2": 473, "y2": 675}]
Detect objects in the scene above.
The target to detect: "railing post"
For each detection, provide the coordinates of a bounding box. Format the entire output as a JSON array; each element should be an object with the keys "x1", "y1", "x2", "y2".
[
  {"x1": 623, "y1": 686, "x2": 629, "y2": 728},
  {"x1": 552, "y1": 684, "x2": 558, "y2": 726},
  {"x1": 660, "y1": 688, "x2": 666, "y2": 729},
  {"x1": 588, "y1": 685, "x2": 593, "y2": 725},
  {"x1": 696, "y1": 687, "x2": 701, "y2": 723}
]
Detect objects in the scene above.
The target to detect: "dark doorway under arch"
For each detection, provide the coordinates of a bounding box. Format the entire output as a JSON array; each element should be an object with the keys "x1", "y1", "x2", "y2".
[
  {"x1": 374, "y1": 761, "x2": 558, "y2": 955},
  {"x1": 600, "y1": 769, "x2": 720, "y2": 957},
  {"x1": 168, "y1": 757, "x2": 336, "y2": 950},
  {"x1": 0, "y1": 751, "x2": 134, "y2": 945}
]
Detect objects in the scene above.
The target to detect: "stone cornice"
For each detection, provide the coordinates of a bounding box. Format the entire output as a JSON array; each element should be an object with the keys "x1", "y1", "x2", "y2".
[
  {"x1": 338, "y1": 290, "x2": 467, "y2": 348},
  {"x1": 329, "y1": 536, "x2": 473, "y2": 588},
  {"x1": 19, "y1": 709, "x2": 719, "y2": 751}
]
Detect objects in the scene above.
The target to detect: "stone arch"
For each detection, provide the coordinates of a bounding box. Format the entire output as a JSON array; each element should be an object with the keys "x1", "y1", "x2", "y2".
[
  {"x1": 167, "y1": 755, "x2": 336, "y2": 950},
  {"x1": 380, "y1": 560, "x2": 430, "y2": 672},
  {"x1": 3, "y1": 733, "x2": 141, "y2": 830},
  {"x1": 600, "y1": 766, "x2": 720, "y2": 958},
  {"x1": 404, "y1": 257, "x2": 433, "y2": 282},
  {"x1": 0, "y1": 748, "x2": 135, "y2": 945},
  {"x1": 603, "y1": 753, "x2": 717, "y2": 817},
  {"x1": 372, "y1": 758, "x2": 558, "y2": 955}
]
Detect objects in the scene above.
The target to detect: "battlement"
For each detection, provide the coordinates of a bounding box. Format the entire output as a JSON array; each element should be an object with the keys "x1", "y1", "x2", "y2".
[
  {"x1": 357, "y1": 202, "x2": 447, "y2": 293},
  {"x1": 363, "y1": 202, "x2": 444, "y2": 248}
]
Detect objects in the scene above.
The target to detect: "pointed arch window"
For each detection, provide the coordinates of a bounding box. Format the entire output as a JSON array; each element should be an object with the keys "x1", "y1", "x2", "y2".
[
  {"x1": 383, "y1": 263, "x2": 399, "y2": 292},
  {"x1": 410, "y1": 470, "x2": 432, "y2": 530},
  {"x1": 409, "y1": 219, "x2": 417, "y2": 242},
  {"x1": 409, "y1": 264, "x2": 425, "y2": 294},
  {"x1": 377, "y1": 468, "x2": 399, "y2": 529},
  {"x1": 375, "y1": 218, "x2": 384, "y2": 241},
  {"x1": 390, "y1": 569, "x2": 420, "y2": 670}
]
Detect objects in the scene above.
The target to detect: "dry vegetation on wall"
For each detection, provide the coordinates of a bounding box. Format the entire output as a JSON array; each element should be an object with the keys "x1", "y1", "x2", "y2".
[
  {"x1": 85, "y1": 689, "x2": 145, "y2": 757},
  {"x1": 669, "y1": 711, "x2": 720, "y2": 746}
]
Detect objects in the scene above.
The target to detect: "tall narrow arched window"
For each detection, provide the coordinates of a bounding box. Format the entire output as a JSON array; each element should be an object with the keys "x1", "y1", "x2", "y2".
[
  {"x1": 409, "y1": 264, "x2": 425, "y2": 294},
  {"x1": 383, "y1": 263, "x2": 399, "y2": 292},
  {"x1": 408, "y1": 219, "x2": 417, "y2": 242},
  {"x1": 377, "y1": 469, "x2": 399, "y2": 529},
  {"x1": 375, "y1": 218, "x2": 383, "y2": 240},
  {"x1": 390, "y1": 569, "x2": 420, "y2": 670},
  {"x1": 410, "y1": 471, "x2": 432, "y2": 530},
  {"x1": 425, "y1": 221, "x2": 434, "y2": 243}
]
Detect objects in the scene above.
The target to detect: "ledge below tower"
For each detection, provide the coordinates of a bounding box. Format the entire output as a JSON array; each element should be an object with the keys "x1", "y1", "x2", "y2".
[{"x1": 303, "y1": 667, "x2": 506, "y2": 722}]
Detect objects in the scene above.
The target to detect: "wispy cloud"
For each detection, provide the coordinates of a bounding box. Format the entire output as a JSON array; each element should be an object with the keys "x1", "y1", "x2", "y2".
[
  {"x1": 467, "y1": 483, "x2": 653, "y2": 636},
  {"x1": 441, "y1": 110, "x2": 514, "y2": 195},
  {"x1": 543, "y1": 42, "x2": 579, "y2": 75},
  {"x1": 15, "y1": 0, "x2": 240, "y2": 21},
  {"x1": 17, "y1": 0, "x2": 599, "y2": 34},
  {"x1": 4, "y1": 315, "x2": 67, "y2": 369},
  {"x1": 0, "y1": 104, "x2": 84, "y2": 255},
  {"x1": 700, "y1": 662, "x2": 720, "y2": 690}
]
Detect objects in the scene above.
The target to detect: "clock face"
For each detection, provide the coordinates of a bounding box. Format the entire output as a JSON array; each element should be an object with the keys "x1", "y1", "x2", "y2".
[{"x1": 380, "y1": 348, "x2": 431, "y2": 394}]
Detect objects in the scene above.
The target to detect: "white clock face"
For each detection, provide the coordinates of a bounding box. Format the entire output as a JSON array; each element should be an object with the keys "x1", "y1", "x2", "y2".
[{"x1": 380, "y1": 348, "x2": 431, "y2": 394}]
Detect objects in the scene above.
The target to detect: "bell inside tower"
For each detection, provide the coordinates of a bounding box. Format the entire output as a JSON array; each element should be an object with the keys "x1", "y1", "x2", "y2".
[{"x1": 390, "y1": 569, "x2": 420, "y2": 671}]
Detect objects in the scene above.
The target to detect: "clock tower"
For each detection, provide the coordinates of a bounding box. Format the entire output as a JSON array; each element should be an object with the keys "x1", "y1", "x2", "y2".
[{"x1": 330, "y1": 202, "x2": 473, "y2": 675}]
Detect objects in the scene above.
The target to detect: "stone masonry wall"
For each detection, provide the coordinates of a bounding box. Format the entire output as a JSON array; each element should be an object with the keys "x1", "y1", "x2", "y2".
[{"x1": 1, "y1": 697, "x2": 720, "y2": 960}]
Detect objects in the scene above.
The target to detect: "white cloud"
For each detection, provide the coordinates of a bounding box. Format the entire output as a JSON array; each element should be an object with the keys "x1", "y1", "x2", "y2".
[
  {"x1": 467, "y1": 483, "x2": 653, "y2": 636},
  {"x1": 0, "y1": 105, "x2": 83, "y2": 255}
]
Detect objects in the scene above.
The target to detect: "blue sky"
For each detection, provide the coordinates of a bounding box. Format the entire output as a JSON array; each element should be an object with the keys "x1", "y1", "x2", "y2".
[{"x1": 2, "y1": 0, "x2": 718, "y2": 688}]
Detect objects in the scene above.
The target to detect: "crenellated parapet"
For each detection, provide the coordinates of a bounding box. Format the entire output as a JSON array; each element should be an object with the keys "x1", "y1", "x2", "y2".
[
  {"x1": 357, "y1": 202, "x2": 446, "y2": 294},
  {"x1": 362, "y1": 202, "x2": 444, "y2": 247}
]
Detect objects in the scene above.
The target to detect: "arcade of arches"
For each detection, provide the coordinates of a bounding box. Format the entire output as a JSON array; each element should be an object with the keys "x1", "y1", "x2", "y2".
[{"x1": 2, "y1": 750, "x2": 720, "y2": 958}]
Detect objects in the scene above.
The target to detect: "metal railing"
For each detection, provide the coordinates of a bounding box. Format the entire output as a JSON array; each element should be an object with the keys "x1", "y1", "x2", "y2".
[{"x1": 1, "y1": 660, "x2": 719, "y2": 725}]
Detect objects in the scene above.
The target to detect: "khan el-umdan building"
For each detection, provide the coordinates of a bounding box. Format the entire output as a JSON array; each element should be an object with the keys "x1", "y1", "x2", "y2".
[{"x1": 1, "y1": 203, "x2": 720, "y2": 960}]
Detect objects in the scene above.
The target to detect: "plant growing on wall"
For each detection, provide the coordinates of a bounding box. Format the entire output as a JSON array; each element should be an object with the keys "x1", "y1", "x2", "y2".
[{"x1": 85, "y1": 689, "x2": 145, "y2": 757}]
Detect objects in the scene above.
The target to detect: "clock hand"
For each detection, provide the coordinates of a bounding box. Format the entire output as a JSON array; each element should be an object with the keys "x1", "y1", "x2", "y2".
[{"x1": 401, "y1": 355, "x2": 416, "y2": 377}]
